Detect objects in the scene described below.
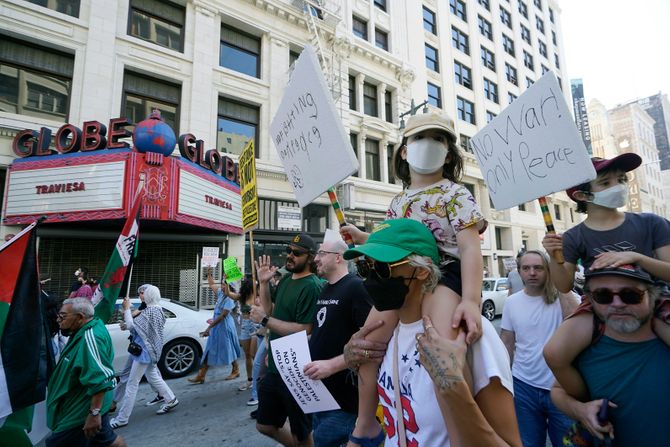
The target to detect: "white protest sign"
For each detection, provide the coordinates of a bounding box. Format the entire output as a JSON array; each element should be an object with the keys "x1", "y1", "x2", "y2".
[
  {"x1": 270, "y1": 330, "x2": 340, "y2": 414},
  {"x1": 270, "y1": 46, "x2": 359, "y2": 208},
  {"x1": 201, "y1": 247, "x2": 219, "y2": 268},
  {"x1": 322, "y1": 228, "x2": 342, "y2": 244},
  {"x1": 471, "y1": 72, "x2": 596, "y2": 210},
  {"x1": 277, "y1": 205, "x2": 302, "y2": 231}
]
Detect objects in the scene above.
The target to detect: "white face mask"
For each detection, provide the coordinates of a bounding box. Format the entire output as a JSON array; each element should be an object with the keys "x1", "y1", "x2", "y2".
[
  {"x1": 405, "y1": 139, "x2": 448, "y2": 175},
  {"x1": 589, "y1": 183, "x2": 628, "y2": 209}
]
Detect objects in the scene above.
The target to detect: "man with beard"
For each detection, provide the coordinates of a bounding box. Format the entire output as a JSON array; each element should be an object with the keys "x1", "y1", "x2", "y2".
[
  {"x1": 303, "y1": 238, "x2": 372, "y2": 446},
  {"x1": 550, "y1": 264, "x2": 670, "y2": 446},
  {"x1": 251, "y1": 233, "x2": 321, "y2": 447}
]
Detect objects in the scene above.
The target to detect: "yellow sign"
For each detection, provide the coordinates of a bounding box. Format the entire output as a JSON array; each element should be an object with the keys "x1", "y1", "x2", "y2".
[{"x1": 239, "y1": 140, "x2": 259, "y2": 232}]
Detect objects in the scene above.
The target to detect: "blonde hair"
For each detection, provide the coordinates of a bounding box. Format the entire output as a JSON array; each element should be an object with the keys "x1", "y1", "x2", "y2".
[
  {"x1": 520, "y1": 250, "x2": 558, "y2": 304},
  {"x1": 407, "y1": 255, "x2": 442, "y2": 296}
]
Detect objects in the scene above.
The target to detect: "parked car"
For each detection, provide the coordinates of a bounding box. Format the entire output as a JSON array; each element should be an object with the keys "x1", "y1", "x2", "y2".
[
  {"x1": 105, "y1": 298, "x2": 210, "y2": 379},
  {"x1": 481, "y1": 277, "x2": 509, "y2": 321}
]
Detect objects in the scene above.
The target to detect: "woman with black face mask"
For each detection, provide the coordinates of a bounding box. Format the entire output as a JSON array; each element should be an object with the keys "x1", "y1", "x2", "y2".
[{"x1": 343, "y1": 219, "x2": 521, "y2": 447}]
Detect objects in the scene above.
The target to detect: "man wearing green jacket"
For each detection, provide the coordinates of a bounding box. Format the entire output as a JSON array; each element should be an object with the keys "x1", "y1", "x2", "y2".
[{"x1": 46, "y1": 298, "x2": 126, "y2": 447}]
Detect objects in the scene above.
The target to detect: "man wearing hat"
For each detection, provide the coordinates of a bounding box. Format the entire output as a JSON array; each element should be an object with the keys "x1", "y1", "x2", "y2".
[
  {"x1": 550, "y1": 264, "x2": 670, "y2": 446},
  {"x1": 251, "y1": 233, "x2": 321, "y2": 447}
]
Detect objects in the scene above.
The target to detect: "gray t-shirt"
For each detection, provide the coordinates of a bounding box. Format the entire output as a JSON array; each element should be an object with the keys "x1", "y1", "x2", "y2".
[
  {"x1": 563, "y1": 212, "x2": 670, "y2": 271},
  {"x1": 507, "y1": 269, "x2": 524, "y2": 295}
]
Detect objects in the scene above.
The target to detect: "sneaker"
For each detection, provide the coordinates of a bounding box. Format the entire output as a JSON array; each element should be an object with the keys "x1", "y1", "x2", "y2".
[
  {"x1": 247, "y1": 398, "x2": 258, "y2": 406},
  {"x1": 238, "y1": 380, "x2": 252, "y2": 391},
  {"x1": 109, "y1": 418, "x2": 128, "y2": 429},
  {"x1": 145, "y1": 395, "x2": 164, "y2": 406},
  {"x1": 156, "y1": 398, "x2": 179, "y2": 415},
  {"x1": 250, "y1": 409, "x2": 258, "y2": 419}
]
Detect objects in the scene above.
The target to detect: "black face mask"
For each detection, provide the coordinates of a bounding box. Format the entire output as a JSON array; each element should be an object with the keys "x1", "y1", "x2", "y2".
[{"x1": 363, "y1": 270, "x2": 416, "y2": 311}]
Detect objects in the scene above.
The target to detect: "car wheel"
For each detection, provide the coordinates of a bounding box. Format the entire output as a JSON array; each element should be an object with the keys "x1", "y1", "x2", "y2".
[
  {"x1": 482, "y1": 300, "x2": 496, "y2": 321},
  {"x1": 159, "y1": 338, "x2": 200, "y2": 379}
]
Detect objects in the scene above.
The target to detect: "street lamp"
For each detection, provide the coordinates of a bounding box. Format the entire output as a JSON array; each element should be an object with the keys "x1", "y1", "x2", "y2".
[{"x1": 399, "y1": 98, "x2": 430, "y2": 130}]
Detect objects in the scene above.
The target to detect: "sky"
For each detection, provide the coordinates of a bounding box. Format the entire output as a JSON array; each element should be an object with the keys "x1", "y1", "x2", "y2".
[{"x1": 559, "y1": 0, "x2": 670, "y2": 109}]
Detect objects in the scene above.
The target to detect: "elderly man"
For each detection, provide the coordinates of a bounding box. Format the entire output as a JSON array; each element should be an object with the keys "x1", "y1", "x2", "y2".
[
  {"x1": 550, "y1": 264, "x2": 670, "y2": 446},
  {"x1": 46, "y1": 298, "x2": 126, "y2": 447},
  {"x1": 303, "y1": 238, "x2": 372, "y2": 446},
  {"x1": 342, "y1": 219, "x2": 521, "y2": 447}
]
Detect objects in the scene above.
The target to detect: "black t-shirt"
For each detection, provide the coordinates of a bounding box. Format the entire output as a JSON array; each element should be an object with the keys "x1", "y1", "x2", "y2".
[{"x1": 308, "y1": 273, "x2": 372, "y2": 414}]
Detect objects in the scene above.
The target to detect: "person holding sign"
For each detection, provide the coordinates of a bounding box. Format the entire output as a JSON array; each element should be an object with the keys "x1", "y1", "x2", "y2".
[
  {"x1": 342, "y1": 219, "x2": 520, "y2": 447},
  {"x1": 340, "y1": 112, "x2": 487, "y2": 445},
  {"x1": 541, "y1": 154, "x2": 670, "y2": 403}
]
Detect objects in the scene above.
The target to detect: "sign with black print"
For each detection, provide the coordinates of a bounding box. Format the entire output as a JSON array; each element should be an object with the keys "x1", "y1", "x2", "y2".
[
  {"x1": 471, "y1": 72, "x2": 596, "y2": 210},
  {"x1": 270, "y1": 46, "x2": 359, "y2": 208}
]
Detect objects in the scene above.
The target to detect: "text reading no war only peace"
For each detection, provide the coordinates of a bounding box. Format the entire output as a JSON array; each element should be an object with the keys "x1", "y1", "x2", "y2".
[
  {"x1": 471, "y1": 87, "x2": 576, "y2": 196},
  {"x1": 274, "y1": 91, "x2": 323, "y2": 163}
]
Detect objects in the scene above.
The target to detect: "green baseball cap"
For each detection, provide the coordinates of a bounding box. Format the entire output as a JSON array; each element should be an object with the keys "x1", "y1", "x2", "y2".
[{"x1": 343, "y1": 219, "x2": 440, "y2": 265}]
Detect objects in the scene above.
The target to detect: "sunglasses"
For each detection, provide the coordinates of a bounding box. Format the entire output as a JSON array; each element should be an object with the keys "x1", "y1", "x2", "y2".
[
  {"x1": 587, "y1": 287, "x2": 647, "y2": 305},
  {"x1": 356, "y1": 259, "x2": 410, "y2": 280},
  {"x1": 286, "y1": 247, "x2": 309, "y2": 257}
]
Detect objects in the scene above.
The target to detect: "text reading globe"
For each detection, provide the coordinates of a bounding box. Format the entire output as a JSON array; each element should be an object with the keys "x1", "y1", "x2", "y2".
[{"x1": 133, "y1": 109, "x2": 176, "y2": 156}]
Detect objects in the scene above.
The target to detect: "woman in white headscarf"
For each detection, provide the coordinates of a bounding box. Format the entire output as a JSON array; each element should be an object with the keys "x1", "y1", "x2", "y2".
[{"x1": 110, "y1": 285, "x2": 179, "y2": 428}]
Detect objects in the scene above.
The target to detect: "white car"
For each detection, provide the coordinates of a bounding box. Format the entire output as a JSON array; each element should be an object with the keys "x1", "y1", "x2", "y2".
[
  {"x1": 481, "y1": 277, "x2": 509, "y2": 321},
  {"x1": 105, "y1": 298, "x2": 210, "y2": 379}
]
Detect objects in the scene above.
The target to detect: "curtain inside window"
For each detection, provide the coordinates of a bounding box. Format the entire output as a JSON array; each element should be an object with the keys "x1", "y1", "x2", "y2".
[
  {"x1": 0, "y1": 37, "x2": 73, "y2": 78},
  {"x1": 221, "y1": 25, "x2": 260, "y2": 54},
  {"x1": 124, "y1": 71, "x2": 180, "y2": 103}
]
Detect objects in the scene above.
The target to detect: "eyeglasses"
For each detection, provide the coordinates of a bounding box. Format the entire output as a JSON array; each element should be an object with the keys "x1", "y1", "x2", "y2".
[
  {"x1": 316, "y1": 250, "x2": 341, "y2": 257},
  {"x1": 286, "y1": 247, "x2": 309, "y2": 257},
  {"x1": 56, "y1": 312, "x2": 70, "y2": 321},
  {"x1": 587, "y1": 287, "x2": 648, "y2": 305},
  {"x1": 356, "y1": 259, "x2": 411, "y2": 280}
]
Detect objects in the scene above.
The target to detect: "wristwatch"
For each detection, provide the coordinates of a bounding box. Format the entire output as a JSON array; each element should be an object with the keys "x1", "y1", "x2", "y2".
[
  {"x1": 89, "y1": 408, "x2": 101, "y2": 416},
  {"x1": 261, "y1": 316, "x2": 270, "y2": 327}
]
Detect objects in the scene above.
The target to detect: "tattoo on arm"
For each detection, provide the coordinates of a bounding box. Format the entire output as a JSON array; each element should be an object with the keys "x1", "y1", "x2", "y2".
[{"x1": 422, "y1": 346, "x2": 463, "y2": 392}]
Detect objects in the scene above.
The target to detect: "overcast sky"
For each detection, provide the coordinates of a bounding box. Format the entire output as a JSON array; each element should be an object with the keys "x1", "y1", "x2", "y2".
[{"x1": 559, "y1": 0, "x2": 670, "y2": 109}]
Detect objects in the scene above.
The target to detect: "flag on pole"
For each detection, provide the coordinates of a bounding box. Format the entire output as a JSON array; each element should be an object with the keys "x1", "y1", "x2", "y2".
[
  {"x1": 92, "y1": 187, "x2": 143, "y2": 323},
  {"x1": 0, "y1": 220, "x2": 53, "y2": 420}
]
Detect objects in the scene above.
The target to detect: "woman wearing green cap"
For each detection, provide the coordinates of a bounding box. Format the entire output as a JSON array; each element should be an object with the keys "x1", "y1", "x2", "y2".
[{"x1": 343, "y1": 219, "x2": 521, "y2": 447}]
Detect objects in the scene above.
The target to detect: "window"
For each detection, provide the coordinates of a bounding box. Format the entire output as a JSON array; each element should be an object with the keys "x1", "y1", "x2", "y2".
[
  {"x1": 508, "y1": 92, "x2": 517, "y2": 104},
  {"x1": 123, "y1": 71, "x2": 180, "y2": 132},
  {"x1": 374, "y1": 0, "x2": 386, "y2": 12},
  {"x1": 451, "y1": 27, "x2": 469, "y2": 54},
  {"x1": 478, "y1": 0, "x2": 490, "y2": 11},
  {"x1": 554, "y1": 204, "x2": 562, "y2": 220},
  {"x1": 541, "y1": 64, "x2": 549, "y2": 74},
  {"x1": 375, "y1": 28, "x2": 389, "y2": 51},
  {"x1": 220, "y1": 25, "x2": 260, "y2": 78},
  {"x1": 536, "y1": 15, "x2": 545, "y2": 33},
  {"x1": 549, "y1": 7, "x2": 555, "y2": 23},
  {"x1": 365, "y1": 139, "x2": 380, "y2": 181},
  {"x1": 289, "y1": 50, "x2": 300, "y2": 67},
  {"x1": 454, "y1": 61, "x2": 472, "y2": 89},
  {"x1": 539, "y1": 40, "x2": 547, "y2": 57},
  {"x1": 363, "y1": 82, "x2": 378, "y2": 117},
  {"x1": 552, "y1": 30, "x2": 557, "y2": 45},
  {"x1": 521, "y1": 24, "x2": 531, "y2": 43},
  {"x1": 505, "y1": 63, "x2": 518, "y2": 85},
  {"x1": 534, "y1": 0, "x2": 542, "y2": 9},
  {"x1": 387, "y1": 143, "x2": 395, "y2": 182},
  {"x1": 217, "y1": 97, "x2": 259, "y2": 156},
  {"x1": 518, "y1": 203, "x2": 526, "y2": 211},
  {"x1": 348, "y1": 75, "x2": 357, "y2": 110},
  {"x1": 526, "y1": 77, "x2": 534, "y2": 88},
  {"x1": 423, "y1": 6, "x2": 437, "y2": 34},
  {"x1": 350, "y1": 133, "x2": 359, "y2": 177},
  {"x1": 128, "y1": 0, "x2": 184, "y2": 52},
  {"x1": 500, "y1": 7, "x2": 512, "y2": 29},
  {"x1": 523, "y1": 50, "x2": 534, "y2": 70},
  {"x1": 555, "y1": 53, "x2": 560, "y2": 68},
  {"x1": 518, "y1": 1, "x2": 528, "y2": 18},
  {"x1": 457, "y1": 96, "x2": 475, "y2": 124},
  {"x1": 26, "y1": 0, "x2": 80, "y2": 17},
  {"x1": 427, "y1": 82, "x2": 442, "y2": 108},
  {"x1": 450, "y1": 0, "x2": 467, "y2": 21},
  {"x1": 352, "y1": 16, "x2": 368, "y2": 40},
  {"x1": 502, "y1": 34, "x2": 515, "y2": 56},
  {"x1": 384, "y1": 90, "x2": 393, "y2": 123},
  {"x1": 425, "y1": 44, "x2": 439, "y2": 72},
  {"x1": 486, "y1": 110, "x2": 497, "y2": 123},
  {"x1": 484, "y1": 78, "x2": 498, "y2": 103},
  {"x1": 557, "y1": 77, "x2": 562, "y2": 90},
  {"x1": 460, "y1": 134, "x2": 472, "y2": 153},
  {"x1": 481, "y1": 46, "x2": 496, "y2": 71},
  {"x1": 478, "y1": 16, "x2": 492, "y2": 40}
]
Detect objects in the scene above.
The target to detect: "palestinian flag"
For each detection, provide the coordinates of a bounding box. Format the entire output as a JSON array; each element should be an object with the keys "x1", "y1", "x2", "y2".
[
  {"x1": 0, "y1": 220, "x2": 53, "y2": 420},
  {"x1": 92, "y1": 192, "x2": 142, "y2": 323}
]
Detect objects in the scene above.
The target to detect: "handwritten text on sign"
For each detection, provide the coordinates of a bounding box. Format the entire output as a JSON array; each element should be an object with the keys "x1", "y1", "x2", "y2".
[
  {"x1": 271, "y1": 331, "x2": 340, "y2": 414},
  {"x1": 471, "y1": 72, "x2": 596, "y2": 210},
  {"x1": 270, "y1": 46, "x2": 358, "y2": 208}
]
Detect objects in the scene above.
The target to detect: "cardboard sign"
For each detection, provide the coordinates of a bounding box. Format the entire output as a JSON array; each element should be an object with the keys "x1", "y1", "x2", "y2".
[
  {"x1": 270, "y1": 46, "x2": 359, "y2": 208},
  {"x1": 223, "y1": 256, "x2": 242, "y2": 283},
  {"x1": 271, "y1": 331, "x2": 340, "y2": 414},
  {"x1": 239, "y1": 140, "x2": 259, "y2": 232},
  {"x1": 201, "y1": 247, "x2": 220, "y2": 268},
  {"x1": 470, "y1": 72, "x2": 596, "y2": 210}
]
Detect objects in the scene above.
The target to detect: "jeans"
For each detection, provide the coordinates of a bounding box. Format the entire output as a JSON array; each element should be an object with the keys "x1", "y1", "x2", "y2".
[
  {"x1": 251, "y1": 335, "x2": 266, "y2": 401},
  {"x1": 114, "y1": 360, "x2": 176, "y2": 424},
  {"x1": 513, "y1": 377, "x2": 574, "y2": 447},
  {"x1": 312, "y1": 409, "x2": 357, "y2": 447}
]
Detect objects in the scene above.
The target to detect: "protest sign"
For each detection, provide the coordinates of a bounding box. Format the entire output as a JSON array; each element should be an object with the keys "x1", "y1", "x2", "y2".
[
  {"x1": 201, "y1": 247, "x2": 219, "y2": 268},
  {"x1": 239, "y1": 140, "x2": 258, "y2": 232},
  {"x1": 277, "y1": 205, "x2": 302, "y2": 231},
  {"x1": 223, "y1": 256, "x2": 242, "y2": 283},
  {"x1": 270, "y1": 331, "x2": 340, "y2": 414},
  {"x1": 270, "y1": 46, "x2": 359, "y2": 208},
  {"x1": 470, "y1": 72, "x2": 596, "y2": 210}
]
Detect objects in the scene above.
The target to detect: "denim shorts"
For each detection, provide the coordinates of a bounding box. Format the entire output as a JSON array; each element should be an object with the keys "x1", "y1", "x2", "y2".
[{"x1": 240, "y1": 317, "x2": 261, "y2": 341}]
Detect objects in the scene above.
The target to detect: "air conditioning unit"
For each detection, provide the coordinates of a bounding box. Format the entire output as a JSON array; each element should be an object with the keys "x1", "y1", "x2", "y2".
[{"x1": 337, "y1": 183, "x2": 356, "y2": 210}]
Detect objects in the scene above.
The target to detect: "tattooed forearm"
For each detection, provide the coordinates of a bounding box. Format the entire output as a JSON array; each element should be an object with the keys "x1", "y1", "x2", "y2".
[{"x1": 421, "y1": 347, "x2": 464, "y2": 392}]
